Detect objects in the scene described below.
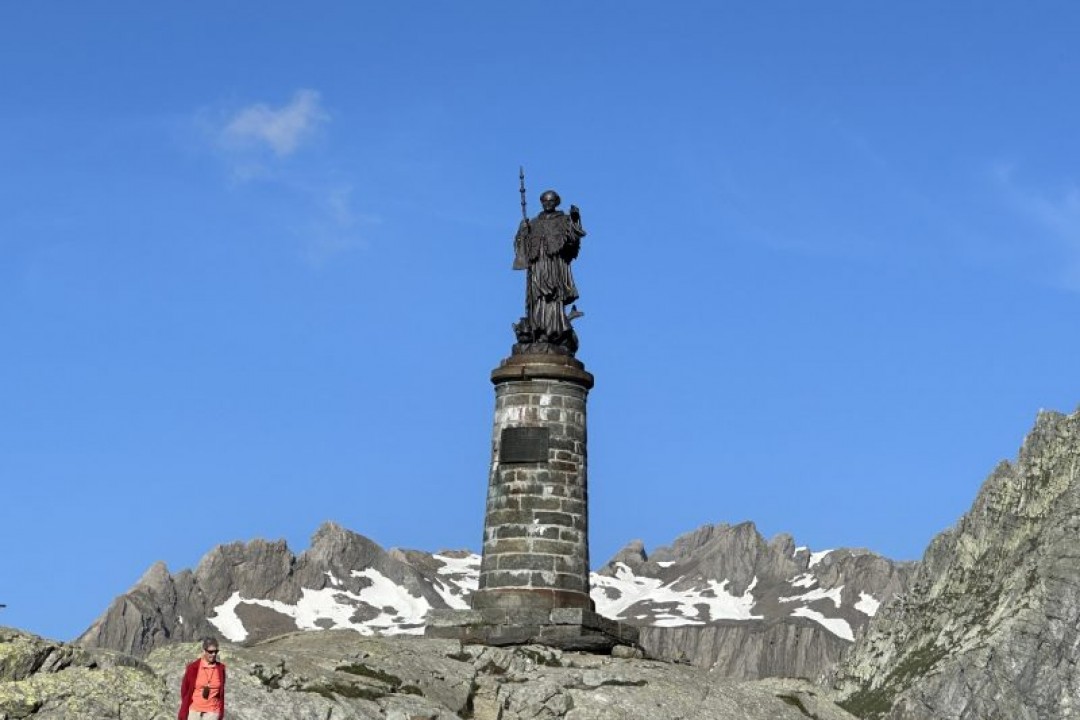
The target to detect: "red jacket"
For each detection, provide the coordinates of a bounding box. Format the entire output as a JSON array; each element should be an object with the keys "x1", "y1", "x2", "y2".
[{"x1": 178, "y1": 658, "x2": 226, "y2": 720}]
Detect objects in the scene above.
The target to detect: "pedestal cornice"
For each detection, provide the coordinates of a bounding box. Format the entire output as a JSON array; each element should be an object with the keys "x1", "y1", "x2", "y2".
[{"x1": 492, "y1": 353, "x2": 594, "y2": 389}]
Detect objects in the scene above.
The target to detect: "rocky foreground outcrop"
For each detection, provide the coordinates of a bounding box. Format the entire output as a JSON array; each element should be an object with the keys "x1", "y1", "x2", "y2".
[
  {"x1": 0, "y1": 627, "x2": 166, "y2": 719},
  {"x1": 832, "y1": 409, "x2": 1080, "y2": 719},
  {"x1": 80, "y1": 521, "x2": 911, "y2": 682},
  {"x1": 3, "y1": 626, "x2": 861, "y2": 719}
]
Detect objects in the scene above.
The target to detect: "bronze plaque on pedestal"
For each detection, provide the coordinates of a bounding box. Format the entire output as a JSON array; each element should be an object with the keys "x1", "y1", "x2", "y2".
[{"x1": 500, "y1": 427, "x2": 550, "y2": 464}]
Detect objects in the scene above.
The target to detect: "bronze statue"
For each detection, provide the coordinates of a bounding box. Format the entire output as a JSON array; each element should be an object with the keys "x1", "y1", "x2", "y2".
[{"x1": 512, "y1": 177, "x2": 585, "y2": 356}]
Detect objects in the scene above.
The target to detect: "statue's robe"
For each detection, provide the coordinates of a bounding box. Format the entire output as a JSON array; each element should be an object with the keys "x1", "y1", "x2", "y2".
[{"x1": 513, "y1": 210, "x2": 585, "y2": 345}]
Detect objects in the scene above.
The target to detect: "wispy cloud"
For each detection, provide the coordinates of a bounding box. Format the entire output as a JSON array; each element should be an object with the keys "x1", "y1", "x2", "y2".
[
  {"x1": 993, "y1": 163, "x2": 1080, "y2": 289},
  {"x1": 299, "y1": 184, "x2": 378, "y2": 266},
  {"x1": 221, "y1": 89, "x2": 327, "y2": 157},
  {"x1": 194, "y1": 90, "x2": 372, "y2": 264}
]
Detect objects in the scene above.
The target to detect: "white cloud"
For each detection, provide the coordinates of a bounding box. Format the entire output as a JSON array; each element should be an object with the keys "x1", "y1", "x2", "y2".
[
  {"x1": 222, "y1": 89, "x2": 327, "y2": 157},
  {"x1": 196, "y1": 90, "x2": 373, "y2": 264}
]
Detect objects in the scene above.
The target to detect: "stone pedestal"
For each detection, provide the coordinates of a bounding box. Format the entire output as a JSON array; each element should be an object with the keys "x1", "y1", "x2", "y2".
[
  {"x1": 425, "y1": 607, "x2": 638, "y2": 651},
  {"x1": 426, "y1": 352, "x2": 639, "y2": 652},
  {"x1": 472, "y1": 352, "x2": 594, "y2": 612}
]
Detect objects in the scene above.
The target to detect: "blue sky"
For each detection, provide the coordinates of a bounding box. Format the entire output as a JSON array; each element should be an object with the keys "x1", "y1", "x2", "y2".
[{"x1": 2, "y1": 3, "x2": 1079, "y2": 641}]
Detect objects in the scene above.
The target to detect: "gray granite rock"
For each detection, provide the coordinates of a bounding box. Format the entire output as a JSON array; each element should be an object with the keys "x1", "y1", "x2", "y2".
[
  {"x1": 832, "y1": 409, "x2": 1080, "y2": 719},
  {"x1": 596, "y1": 521, "x2": 913, "y2": 679},
  {"x1": 0, "y1": 627, "x2": 167, "y2": 719},
  {"x1": 4, "y1": 626, "x2": 862, "y2": 719},
  {"x1": 640, "y1": 619, "x2": 849, "y2": 679},
  {"x1": 81, "y1": 519, "x2": 911, "y2": 684},
  {"x1": 78, "y1": 522, "x2": 457, "y2": 656}
]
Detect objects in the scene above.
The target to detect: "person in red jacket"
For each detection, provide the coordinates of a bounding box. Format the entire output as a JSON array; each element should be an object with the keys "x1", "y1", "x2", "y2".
[{"x1": 178, "y1": 636, "x2": 226, "y2": 720}]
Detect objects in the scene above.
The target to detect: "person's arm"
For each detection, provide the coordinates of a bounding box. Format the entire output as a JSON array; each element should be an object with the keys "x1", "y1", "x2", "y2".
[
  {"x1": 178, "y1": 662, "x2": 195, "y2": 720},
  {"x1": 219, "y1": 663, "x2": 226, "y2": 720}
]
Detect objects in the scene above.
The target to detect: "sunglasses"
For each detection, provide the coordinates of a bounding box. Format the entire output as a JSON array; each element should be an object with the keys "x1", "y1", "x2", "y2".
[{"x1": 205, "y1": 649, "x2": 219, "y2": 655}]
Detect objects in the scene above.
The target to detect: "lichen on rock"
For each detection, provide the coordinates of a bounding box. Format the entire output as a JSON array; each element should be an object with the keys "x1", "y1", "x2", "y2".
[
  {"x1": 832, "y1": 409, "x2": 1080, "y2": 720},
  {"x1": 4, "y1": 626, "x2": 861, "y2": 719}
]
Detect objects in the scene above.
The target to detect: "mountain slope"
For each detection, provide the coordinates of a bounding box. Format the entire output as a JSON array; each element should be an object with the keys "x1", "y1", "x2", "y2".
[
  {"x1": 594, "y1": 522, "x2": 912, "y2": 678},
  {"x1": 77, "y1": 522, "x2": 476, "y2": 655},
  {"x1": 80, "y1": 520, "x2": 909, "y2": 682},
  {"x1": 833, "y1": 409, "x2": 1080, "y2": 719}
]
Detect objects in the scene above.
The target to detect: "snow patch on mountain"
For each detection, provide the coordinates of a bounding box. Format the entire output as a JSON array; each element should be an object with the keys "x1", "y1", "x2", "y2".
[
  {"x1": 591, "y1": 562, "x2": 762, "y2": 625},
  {"x1": 349, "y1": 568, "x2": 432, "y2": 630},
  {"x1": 198, "y1": 543, "x2": 882, "y2": 646},
  {"x1": 780, "y1": 585, "x2": 844, "y2": 608},
  {"x1": 429, "y1": 553, "x2": 479, "y2": 610},
  {"x1": 208, "y1": 569, "x2": 432, "y2": 642},
  {"x1": 854, "y1": 591, "x2": 880, "y2": 616},
  {"x1": 200, "y1": 545, "x2": 875, "y2": 646},
  {"x1": 792, "y1": 607, "x2": 854, "y2": 641},
  {"x1": 434, "y1": 553, "x2": 480, "y2": 584}
]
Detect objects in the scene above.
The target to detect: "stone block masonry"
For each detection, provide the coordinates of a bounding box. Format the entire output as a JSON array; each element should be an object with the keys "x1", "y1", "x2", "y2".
[
  {"x1": 470, "y1": 353, "x2": 595, "y2": 612},
  {"x1": 426, "y1": 351, "x2": 637, "y2": 651}
]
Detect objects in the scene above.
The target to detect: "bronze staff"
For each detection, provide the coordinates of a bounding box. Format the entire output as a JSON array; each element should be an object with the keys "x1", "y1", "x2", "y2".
[{"x1": 518, "y1": 166, "x2": 529, "y2": 227}]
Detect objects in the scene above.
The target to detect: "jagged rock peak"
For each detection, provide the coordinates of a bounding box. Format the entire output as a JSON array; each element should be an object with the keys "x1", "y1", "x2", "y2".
[
  {"x1": 833, "y1": 408, "x2": 1080, "y2": 720},
  {"x1": 605, "y1": 539, "x2": 648, "y2": 568},
  {"x1": 768, "y1": 532, "x2": 797, "y2": 556},
  {"x1": 303, "y1": 520, "x2": 384, "y2": 565},
  {"x1": 593, "y1": 521, "x2": 912, "y2": 679},
  {"x1": 77, "y1": 523, "x2": 475, "y2": 657},
  {"x1": 79, "y1": 517, "x2": 910, "y2": 683},
  {"x1": 134, "y1": 560, "x2": 171, "y2": 590},
  {"x1": 309, "y1": 520, "x2": 363, "y2": 549},
  {"x1": 648, "y1": 520, "x2": 761, "y2": 561}
]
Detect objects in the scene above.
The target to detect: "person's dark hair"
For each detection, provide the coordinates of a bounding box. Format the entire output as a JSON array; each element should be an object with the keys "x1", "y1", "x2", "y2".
[{"x1": 201, "y1": 636, "x2": 219, "y2": 651}]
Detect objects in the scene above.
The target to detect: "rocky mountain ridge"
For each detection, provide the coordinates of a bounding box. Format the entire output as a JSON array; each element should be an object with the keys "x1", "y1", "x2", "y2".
[
  {"x1": 14, "y1": 408, "x2": 1080, "y2": 718},
  {"x1": 833, "y1": 408, "x2": 1080, "y2": 719},
  {"x1": 79, "y1": 521, "x2": 911, "y2": 682},
  {"x1": 596, "y1": 523, "x2": 911, "y2": 678}
]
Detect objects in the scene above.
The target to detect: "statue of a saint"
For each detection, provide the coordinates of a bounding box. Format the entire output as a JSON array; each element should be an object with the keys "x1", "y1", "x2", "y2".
[{"x1": 512, "y1": 190, "x2": 585, "y2": 355}]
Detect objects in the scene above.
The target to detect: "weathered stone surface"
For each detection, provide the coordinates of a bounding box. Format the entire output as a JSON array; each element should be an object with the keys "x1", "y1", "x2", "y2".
[
  {"x1": 0, "y1": 627, "x2": 166, "y2": 719},
  {"x1": 595, "y1": 522, "x2": 913, "y2": 679},
  {"x1": 832, "y1": 409, "x2": 1080, "y2": 719},
  {"x1": 0, "y1": 628, "x2": 95, "y2": 682},
  {"x1": 5, "y1": 627, "x2": 862, "y2": 719},
  {"x1": 475, "y1": 355, "x2": 594, "y2": 613},
  {"x1": 80, "y1": 518, "x2": 911, "y2": 682},
  {"x1": 425, "y1": 608, "x2": 638, "y2": 651},
  {"x1": 640, "y1": 619, "x2": 850, "y2": 679},
  {"x1": 78, "y1": 522, "x2": 464, "y2": 657}
]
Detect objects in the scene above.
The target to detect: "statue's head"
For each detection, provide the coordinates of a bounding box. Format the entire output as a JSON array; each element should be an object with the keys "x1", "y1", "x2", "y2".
[{"x1": 540, "y1": 190, "x2": 561, "y2": 212}]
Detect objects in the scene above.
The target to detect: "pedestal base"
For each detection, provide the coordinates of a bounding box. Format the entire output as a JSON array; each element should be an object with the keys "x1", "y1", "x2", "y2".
[{"x1": 425, "y1": 608, "x2": 639, "y2": 653}]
